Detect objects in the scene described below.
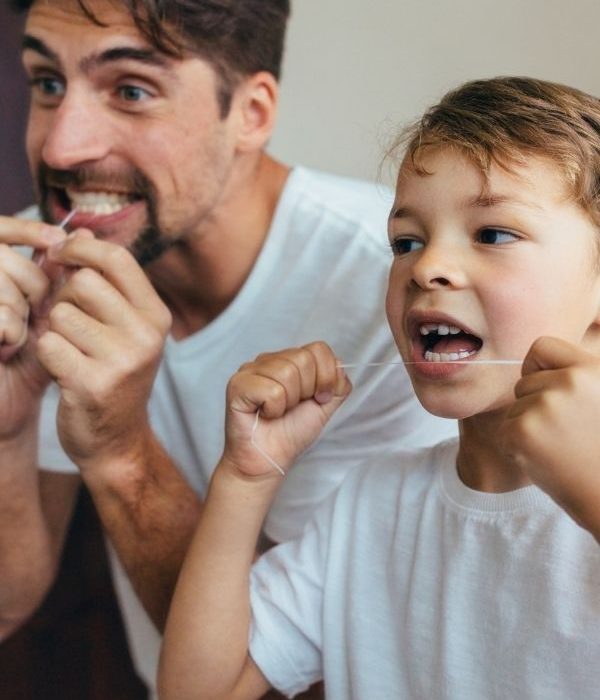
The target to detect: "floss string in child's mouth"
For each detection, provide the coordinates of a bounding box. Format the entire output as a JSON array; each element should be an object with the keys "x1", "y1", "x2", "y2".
[{"x1": 250, "y1": 358, "x2": 523, "y2": 475}]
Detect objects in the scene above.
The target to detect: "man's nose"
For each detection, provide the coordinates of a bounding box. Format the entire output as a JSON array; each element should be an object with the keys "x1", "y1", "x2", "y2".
[{"x1": 41, "y1": 90, "x2": 110, "y2": 170}]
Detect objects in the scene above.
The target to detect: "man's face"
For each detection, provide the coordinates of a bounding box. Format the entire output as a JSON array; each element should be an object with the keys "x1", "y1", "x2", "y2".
[
  {"x1": 385, "y1": 147, "x2": 600, "y2": 419},
  {"x1": 22, "y1": 0, "x2": 239, "y2": 264}
]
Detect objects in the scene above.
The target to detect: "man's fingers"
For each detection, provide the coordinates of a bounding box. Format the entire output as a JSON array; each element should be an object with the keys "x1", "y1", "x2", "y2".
[
  {"x1": 36, "y1": 329, "x2": 88, "y2": 384},
  {"x1": 0, "y1": 245, "x2": 52, "y2": 307},
  {"x1": 0, "y1": 216, "x2": 66, "y2": 248},
  {"x1": 47, "y1": 233, "x2": 167, "y2": 316},
  {"x1": 48, "y1": 301, "x2": 108, "y2": 357}
]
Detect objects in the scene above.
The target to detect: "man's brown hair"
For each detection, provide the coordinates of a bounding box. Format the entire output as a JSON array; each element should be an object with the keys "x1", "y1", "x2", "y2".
[{"x1": 10, "y1": 0, "x2": 291, "y2": 116}]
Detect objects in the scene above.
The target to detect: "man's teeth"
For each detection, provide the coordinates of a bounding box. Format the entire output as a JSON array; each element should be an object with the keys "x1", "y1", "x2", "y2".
[
  {"x1": 424, "y1": 349, "x2": 476, "y2": 363},
  {"x1": 66, "y1": 189, "x2": 132, "y2": 215},
  {"x1": 419, "y1": 323, "x2": 461, "y2": 336}
]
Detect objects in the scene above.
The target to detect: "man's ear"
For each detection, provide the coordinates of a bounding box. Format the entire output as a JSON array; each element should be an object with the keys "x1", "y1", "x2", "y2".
[{"x1": 233, "y1": 71, "x2": 279, "y2": 153}]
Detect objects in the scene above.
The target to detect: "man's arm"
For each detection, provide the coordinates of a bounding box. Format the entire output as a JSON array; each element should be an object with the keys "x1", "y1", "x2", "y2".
[
  {"x1": 0, "y1": 216, "x2": 77, "y2": 638},
  {"x1": 0, "y1": 433, "x2": 79, "y2": 639},
  {"x1": 36, "y1": 231, "x2": 203, "y2": 630},
  {"x1": 159, "y1": 342, "x2": 350, "y2": 700}
]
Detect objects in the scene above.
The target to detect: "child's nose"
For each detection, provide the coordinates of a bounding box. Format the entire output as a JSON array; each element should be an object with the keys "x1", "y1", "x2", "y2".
[{"x1": 410, "y1": 244, "x2": 467, "y2": 290}]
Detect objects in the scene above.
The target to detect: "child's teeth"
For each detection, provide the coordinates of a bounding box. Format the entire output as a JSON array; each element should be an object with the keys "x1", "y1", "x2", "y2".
[
  {"x1": 419, "y1": 323, "x2": 463, "y2": 335},
  {"x1": 424, "y1": 350, "x2": 475, "y2": 362}
]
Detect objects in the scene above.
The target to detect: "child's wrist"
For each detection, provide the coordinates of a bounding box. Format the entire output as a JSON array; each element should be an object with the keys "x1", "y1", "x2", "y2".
[{"x1": 212, "y1": 455, "x2": 283, "y2": 507}]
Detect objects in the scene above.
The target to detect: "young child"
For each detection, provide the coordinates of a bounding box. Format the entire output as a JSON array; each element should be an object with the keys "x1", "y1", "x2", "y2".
[{"x1": 158, "y1": 77, "x2": 600, "y2": 699}]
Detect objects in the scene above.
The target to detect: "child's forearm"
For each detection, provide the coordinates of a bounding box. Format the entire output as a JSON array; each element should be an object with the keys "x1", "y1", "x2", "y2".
[{"x1": 158, "y1": 459, "x2": 278, "y2": 700}]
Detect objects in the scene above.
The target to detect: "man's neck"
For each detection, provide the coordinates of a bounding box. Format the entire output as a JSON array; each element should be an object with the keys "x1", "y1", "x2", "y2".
[{"x1": 146, "y1": 154, "x2": 290, "y2": 339}]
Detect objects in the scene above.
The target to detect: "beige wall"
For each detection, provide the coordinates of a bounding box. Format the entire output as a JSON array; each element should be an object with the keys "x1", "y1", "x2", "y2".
[{"x1": 269, "y1": 0, "x2": 600, "y2": 184}]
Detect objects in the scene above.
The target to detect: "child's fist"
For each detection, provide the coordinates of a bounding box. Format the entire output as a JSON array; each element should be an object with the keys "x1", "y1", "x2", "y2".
[{"x1": 223, "y1": 341, "x2": 352, "y2": 478}]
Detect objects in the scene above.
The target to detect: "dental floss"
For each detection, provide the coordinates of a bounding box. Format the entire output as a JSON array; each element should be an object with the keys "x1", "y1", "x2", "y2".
[
  {"x1": 58, "y1": 208, "x2": 77, "y2": 230},
  {"x1": 338, "y1": 360, "x2": 522, "y2": 368},
  {"x1": 251, "y1": 358, "x2": 524, "y2": 475},
  {"x1": 250, "y1": 411, "x2": 286, "y2": 476}
]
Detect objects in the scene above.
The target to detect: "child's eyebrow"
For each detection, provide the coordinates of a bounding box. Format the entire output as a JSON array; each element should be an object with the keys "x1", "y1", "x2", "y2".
[
  {"x1": 389, "y1": 206, "x2": 417, "y2": 220},
  {"x1": 469, "y1": 194, "x2": 543, "y2": 211}
]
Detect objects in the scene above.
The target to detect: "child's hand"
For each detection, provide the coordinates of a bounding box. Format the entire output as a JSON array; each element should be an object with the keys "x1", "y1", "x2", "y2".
[
  {"x1": 501, "y1": 336, "x2": 600, "y2": 538},
  {"x1": 222, "y1": 341, "x2": 352, "y2": 479}
]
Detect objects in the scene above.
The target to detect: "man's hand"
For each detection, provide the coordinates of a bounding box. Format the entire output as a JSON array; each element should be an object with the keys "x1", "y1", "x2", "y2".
[
  {"x1": 37, "y1": 231, "x2": 172, "y2": 469},
  {"x1": 0, "y1": 216, "x2": 67, "y2": 436},
  {"x1": 222, "y1": 342, "x2": 352, "y2": 478},
  {"x1": 501, "y1": 336, "x2": 600, "y2": 538}
]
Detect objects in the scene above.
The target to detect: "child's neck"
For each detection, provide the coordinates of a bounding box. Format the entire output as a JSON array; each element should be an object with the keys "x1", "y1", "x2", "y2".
[{"x1": 457, "y1": 411, "x2": 531, "y2": 493}]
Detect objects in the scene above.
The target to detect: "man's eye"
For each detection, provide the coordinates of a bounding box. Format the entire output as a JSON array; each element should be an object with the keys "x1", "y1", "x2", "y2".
[
  {"x1": 118, "y1": 85, "x2": 151, "y2": 102},
  {"x1": 30, "y1": 76, "x2": 65, "y2": 97},
  {"x1": 390, "y1": 237, "x2": 424, "y2": 256},
  {"x1": 478, "y1": 227, "x2": 519, "y2": 245}
]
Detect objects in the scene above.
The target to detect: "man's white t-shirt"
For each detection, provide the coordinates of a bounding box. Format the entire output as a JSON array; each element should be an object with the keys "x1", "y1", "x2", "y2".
[
  {"x1": 250, "y1": 438, "x2": 600, "y2": 699},
  {"x1": 37, "y1": 167, "x2": 457, "y2": 694}
]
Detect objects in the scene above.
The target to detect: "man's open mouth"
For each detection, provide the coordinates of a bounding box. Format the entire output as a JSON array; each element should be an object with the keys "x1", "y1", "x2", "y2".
[
  {"x1": 61, "y1": 187, "x2": 138, "y2": 216},
  {"x1": 418, "y1": 322, "x2": 483, "y2": 362}
]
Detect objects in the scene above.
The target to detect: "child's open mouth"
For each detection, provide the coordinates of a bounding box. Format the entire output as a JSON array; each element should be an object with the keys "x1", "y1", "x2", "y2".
[{"x1": 418, "y1": 322, "x2": 483, "y2": 362}]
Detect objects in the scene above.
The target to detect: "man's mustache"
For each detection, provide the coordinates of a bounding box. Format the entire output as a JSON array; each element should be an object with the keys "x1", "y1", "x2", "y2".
[{"x1": 38, "y1": 163, "x2": 148, "y2": 194}]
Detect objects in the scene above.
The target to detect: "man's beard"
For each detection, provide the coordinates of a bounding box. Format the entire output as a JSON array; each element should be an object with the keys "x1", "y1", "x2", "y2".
[{"x1": 37, "y1": 162, "x2": 174, "y2": 267}]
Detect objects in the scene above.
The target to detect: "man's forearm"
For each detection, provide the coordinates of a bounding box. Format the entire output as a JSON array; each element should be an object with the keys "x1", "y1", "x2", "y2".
[
  {"x1": 81, "y1": 426, "x2": 203, "y2": 631},
  {"x1": 0, "y1": 421, "x2": 59, "y2": 638}
]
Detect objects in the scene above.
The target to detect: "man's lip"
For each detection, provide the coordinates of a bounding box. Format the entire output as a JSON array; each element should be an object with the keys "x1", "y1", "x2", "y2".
[{"x1": 47, "y1": 193, "x2": 144, "y2": 231}]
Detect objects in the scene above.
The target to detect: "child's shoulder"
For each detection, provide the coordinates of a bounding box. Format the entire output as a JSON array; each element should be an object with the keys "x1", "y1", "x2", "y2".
[{"x1": 335, "y1": 437, "x2": 459, "y2": 514}]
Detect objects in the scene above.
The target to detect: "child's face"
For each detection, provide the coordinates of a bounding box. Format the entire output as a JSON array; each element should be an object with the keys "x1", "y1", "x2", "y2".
[{"x1": 386, "y1": 147, "x2": 600, "y2": 419}]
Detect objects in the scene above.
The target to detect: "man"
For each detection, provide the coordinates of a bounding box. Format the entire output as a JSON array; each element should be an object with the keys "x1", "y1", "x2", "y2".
[{"x1": 0, "y1": 0, "x2": 456, "y2": 696}]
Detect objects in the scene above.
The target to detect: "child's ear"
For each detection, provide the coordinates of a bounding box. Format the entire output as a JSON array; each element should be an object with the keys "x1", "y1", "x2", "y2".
[
  {"x1": 581, "y1": 273, "x2": 600, "y2": 353},
  {"x1": 232, "y1": 72, "x2": 279, "y2": 153}
]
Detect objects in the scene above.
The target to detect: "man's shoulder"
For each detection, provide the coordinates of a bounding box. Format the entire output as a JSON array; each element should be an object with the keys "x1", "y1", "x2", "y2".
[
  {"x1": 15, "y1": 205, "x2": 40, "y2": 221},
  {"x1": 285, "y1": 166, "x2": 393, "y2": 238}
]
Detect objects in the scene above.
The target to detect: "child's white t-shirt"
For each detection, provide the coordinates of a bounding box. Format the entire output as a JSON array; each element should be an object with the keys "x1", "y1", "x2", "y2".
[{"x1": 249, "y1": 438, "x2": 600, "y2": 699}]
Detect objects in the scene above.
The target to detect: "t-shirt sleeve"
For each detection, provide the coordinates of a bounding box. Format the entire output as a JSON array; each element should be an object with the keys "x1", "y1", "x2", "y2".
[
  {"x1": 38, "y1": 383, "x2": 78, "y2": 473},
  {"x1": 249, "y1": 493, "x2": 333, "y2": 697}
]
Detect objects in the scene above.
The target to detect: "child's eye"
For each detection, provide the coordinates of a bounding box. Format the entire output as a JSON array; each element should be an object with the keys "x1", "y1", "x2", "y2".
[
  {"x1": 390, "y1": 237, "x2": 424, "y2": 256},
  {"x1": 118, "y1": 84, "x2": 152, "y2": 102},
  {"x1": 477, "y1": 227, "x2": 519, "y2": 245}
]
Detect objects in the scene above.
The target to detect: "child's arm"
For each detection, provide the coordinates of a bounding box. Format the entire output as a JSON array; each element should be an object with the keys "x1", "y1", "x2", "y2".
[
  {"x1": 502, "y1": 336, "x2": 600, "y2": 541},
  {"x1": 158, "y1": 342, "x2": 351, "y2": 700}
]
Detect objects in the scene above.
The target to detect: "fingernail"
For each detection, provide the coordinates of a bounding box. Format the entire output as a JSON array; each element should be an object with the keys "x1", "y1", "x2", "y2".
[
  {"x1": 315, "y1": 391, "x2": 333, "y2": 405},
  {"x1": 41, "y1": 225, "x2": 66, "y2": 244}
]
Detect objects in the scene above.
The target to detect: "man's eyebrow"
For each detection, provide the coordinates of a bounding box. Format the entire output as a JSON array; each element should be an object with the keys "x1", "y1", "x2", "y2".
[
  {"x1": 84, "y1": 46, "x2": 170, "y2": 70},
  {"x1": 22, "y1": 35, "x2": 59, "y2": 63},
  {"x1": 22, "y1": 35, "x2": 170, "y2": 72}
]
